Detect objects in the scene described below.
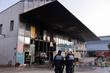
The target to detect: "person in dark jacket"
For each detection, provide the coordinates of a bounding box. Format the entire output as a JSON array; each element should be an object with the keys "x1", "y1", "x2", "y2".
[
  {"x1": 65, "y1": 51, "x2": 75, "y2": 73},
  {"x1": 53, "y1": 50, "x2": 64, "y2": 73}
]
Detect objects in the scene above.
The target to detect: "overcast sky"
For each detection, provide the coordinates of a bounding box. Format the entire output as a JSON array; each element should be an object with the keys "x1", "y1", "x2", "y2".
[
  {"x1": 0, "y1": 0, "x2": 110, "y2": 37},
  {"x1": 0, "y1": 0, "x2": 20, "y2": 12}
]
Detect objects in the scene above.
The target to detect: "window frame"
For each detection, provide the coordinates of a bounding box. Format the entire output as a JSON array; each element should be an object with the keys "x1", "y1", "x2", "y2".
[
  {"x1": 10, "y1": 20, "x2": 14, "y2": 31},
  {"x1": 0, "y1": 24, "x2": 3, "y2": 35}
]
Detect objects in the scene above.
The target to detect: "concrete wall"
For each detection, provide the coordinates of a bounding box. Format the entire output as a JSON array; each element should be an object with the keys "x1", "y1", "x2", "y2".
[
  {"x1": 23, "y1": 0, "x2": 53, "y2": 12},
  {"x1": 0, "y1": 2, "x2": 24, "y2": 65}
]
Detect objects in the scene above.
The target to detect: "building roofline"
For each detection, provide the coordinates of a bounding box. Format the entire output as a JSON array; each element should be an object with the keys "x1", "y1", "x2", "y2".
[{"x1": 0, "y1": 1, "x2": 22, "y2": 15}]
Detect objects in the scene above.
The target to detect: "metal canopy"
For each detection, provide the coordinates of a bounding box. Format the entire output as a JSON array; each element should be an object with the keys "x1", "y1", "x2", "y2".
[{"x1": 20, "y1": 1, "x2": 99, "y2": 42}]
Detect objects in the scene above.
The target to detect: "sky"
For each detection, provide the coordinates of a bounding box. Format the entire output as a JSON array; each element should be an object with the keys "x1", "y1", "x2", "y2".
[
  {"x1": 0, "y1": 0, "x2": 110, "y2": 37},
  {"x1": 0, "y1": 0, "x2": 20, "y2": 12}
]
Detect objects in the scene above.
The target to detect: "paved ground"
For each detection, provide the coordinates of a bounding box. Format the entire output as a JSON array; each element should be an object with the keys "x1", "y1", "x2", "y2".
[
  {"x1": 0, "y1": 57, "x2": 109, "y2": 73},
  {"x1": 0, "y1": 67, "x2": 110, "y2": 73}
]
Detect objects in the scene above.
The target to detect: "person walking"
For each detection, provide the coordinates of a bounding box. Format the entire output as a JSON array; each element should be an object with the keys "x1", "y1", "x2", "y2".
[
  {"x1": 53, "y1": 50, "x2": 64, "y2": 73},
  {"x1": 65, "y1": 51, "x2": 75, "y2": 73}
]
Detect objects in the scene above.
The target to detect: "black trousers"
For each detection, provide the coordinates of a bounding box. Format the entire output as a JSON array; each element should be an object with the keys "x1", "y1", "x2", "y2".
[
  {"x1": 66, "y1": 66, "x2": 74, "y2": 73},
  {"x1": 54, "y1": 66, "x2": 63, "y2": 73}
]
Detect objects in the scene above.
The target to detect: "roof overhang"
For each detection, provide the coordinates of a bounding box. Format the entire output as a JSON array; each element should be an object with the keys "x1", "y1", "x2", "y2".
[{"x1": 20, "y1": 1, "x2": 100, "y2": 42}]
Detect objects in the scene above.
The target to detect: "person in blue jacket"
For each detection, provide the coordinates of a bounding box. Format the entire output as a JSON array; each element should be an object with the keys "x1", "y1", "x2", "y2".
[
  {"x1": 65, "y1": 51, "x2": 75, "y2": 73},
  {"x1": 53, "y1": 50, "x2": 64, "y2": 73}
]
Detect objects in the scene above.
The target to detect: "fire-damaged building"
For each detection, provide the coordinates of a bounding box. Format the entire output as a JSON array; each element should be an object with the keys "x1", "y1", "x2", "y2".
[{"x1": 0, "y1": 0, "x2": 99, "y2": 66}]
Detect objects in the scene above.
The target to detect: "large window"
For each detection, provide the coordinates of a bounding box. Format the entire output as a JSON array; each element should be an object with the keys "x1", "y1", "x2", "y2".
[
  {"x1": 10, "y1": 20, "x2": 14, "y2": 31},
  {"x1": 0, "y1": 24, "x2": 2, "y2": 35}
]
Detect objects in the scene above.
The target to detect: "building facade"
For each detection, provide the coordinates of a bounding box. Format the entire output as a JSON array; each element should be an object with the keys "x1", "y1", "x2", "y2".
[
  {"x1": 0, "y1": 0, "x2": 99, "y2": 65},
  {"x1": 86, "y1": 36, "x2": 110, "y2": 57}
]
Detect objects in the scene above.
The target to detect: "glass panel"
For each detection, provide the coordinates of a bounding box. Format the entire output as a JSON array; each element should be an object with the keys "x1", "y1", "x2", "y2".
[{"x1": 24, "y1": 37, "x2": 30, "y2": 44}]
